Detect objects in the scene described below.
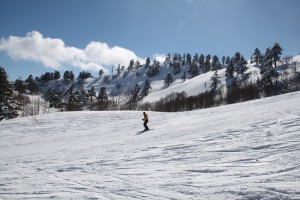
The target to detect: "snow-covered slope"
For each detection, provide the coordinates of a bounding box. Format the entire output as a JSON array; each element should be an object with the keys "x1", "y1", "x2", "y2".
[{"x1": 1, "y1": 91, "x2": 300, "y2": 199}]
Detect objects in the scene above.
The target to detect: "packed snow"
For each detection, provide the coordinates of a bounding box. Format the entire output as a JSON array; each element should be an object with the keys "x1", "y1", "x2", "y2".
[{"x1": 1, "y1": 92, "x2": 300, "y2": 199}]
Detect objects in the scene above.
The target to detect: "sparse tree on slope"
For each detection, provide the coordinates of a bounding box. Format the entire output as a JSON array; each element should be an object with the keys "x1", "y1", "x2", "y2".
[
  {"x1": 141, "y1": 79, "x2": 152, "y2": 97},
  {"x1": 128, "y1": 59, "x2": 135, "y2": 71},
  {"x1": 164, "y1": 73, "x2": 173, "y2": 87},
  {"x1": 210, "y1": 70, "x2": 221, "y2": 92},
  {"x1": 99, "y1": 69, "x2": 104, "y2": 78}
]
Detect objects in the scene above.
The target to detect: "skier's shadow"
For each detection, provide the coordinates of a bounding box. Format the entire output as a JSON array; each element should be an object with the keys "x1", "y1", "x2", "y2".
[{"x1": 135, "y1": 129, "x2": 152, "y2": 135}]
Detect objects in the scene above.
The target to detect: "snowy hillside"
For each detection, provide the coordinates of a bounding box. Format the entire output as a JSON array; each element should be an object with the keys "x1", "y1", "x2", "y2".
[{"x1": 1, "y1": 91, "x2": 300, "y2": 199}]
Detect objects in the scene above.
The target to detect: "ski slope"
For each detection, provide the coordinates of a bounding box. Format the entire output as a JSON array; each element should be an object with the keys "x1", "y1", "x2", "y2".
[{"x1": 0, "y1": 92, "x2": 300, "y2": 199}]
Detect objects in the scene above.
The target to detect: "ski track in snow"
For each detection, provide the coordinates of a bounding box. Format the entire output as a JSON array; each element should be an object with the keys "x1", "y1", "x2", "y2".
[{"x1": 1, "y1": 92, "x2": 300, "y2": 199}]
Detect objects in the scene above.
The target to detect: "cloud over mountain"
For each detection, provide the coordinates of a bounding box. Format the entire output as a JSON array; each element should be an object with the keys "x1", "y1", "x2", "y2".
[{"x1": 0, "y1": 31, "x2": 144, "y2": 73}]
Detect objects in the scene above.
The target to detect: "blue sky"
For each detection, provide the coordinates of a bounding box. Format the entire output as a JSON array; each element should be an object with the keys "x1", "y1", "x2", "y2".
[{"x1": 1, "y1": 0, "x2": 300, "y2": 81}]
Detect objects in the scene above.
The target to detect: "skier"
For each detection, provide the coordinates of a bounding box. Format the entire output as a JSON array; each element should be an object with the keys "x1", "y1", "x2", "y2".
[{"x1": 142, "y1": 112, "x2": 149, "y2": 131}]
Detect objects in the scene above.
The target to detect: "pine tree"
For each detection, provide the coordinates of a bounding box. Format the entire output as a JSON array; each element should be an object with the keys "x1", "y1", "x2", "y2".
[
  {"x1": 222, "y1": 56, "x2": 226, "y2": 67},
  {"x1": 233, "y1": 52, "x2": 248, "y2": 76},
  {"x1": 164, "y1": 73, "x2": 173, "y2": 87},
  {"x1": 225, "y1": 56, "x2": 231, "y2": 65},
  {"x1": 210, "y1": 70, "x2": 221, "y2": 91},
  {"x1": 261, "y1": 48, "x2": 279, "y2": 87},
  {"x1": 225, "y1": 59, "x2": 235, "y2": 79},
  {"x1": 97, "y1": 87, "x2": 108, "y2": 102},
  {"x1": 181, "y1": 71, "x2": 186, "y2": 82},
  {"x1": 146, "y1": 60, "x2": 160, "y2": 77},
  {"x1": 78, "y1": 71, "x2": 92, "y2": 80},
  {"x1": 204, "y1": 54, "x2": 211, "y2": 72},
  {"x1": 41, "y1": 72, "x2": 53, "y2": 82},
  {"x1": 116, "y1": 65, "x2": 121, "y2": 75},
  {"x1": 165, "y1": 53, "x2": 171, "y2": 64},
  {"x1": 88, "y1": 86, "x2": 96, "y2": 102},
  {"x1": 199, "y1": 54, "x2": 205, "y2": 73},
  {"x1": 128, "y1": 59, "x2": 135, "y2": 71},
  {"x1": 251, "y1": 48, "x2": 263, "y2": 65},
  {"x1": 186, "y1": 53, "x2": 192, "y2": 65},
  {"x1": 211, "y1": 55, "x2": 221, "y2": 71},
  {"x1": 99, "y1": 69, "x2": 104, "y2": 78},
  {"x1": 64, "y1": 85, "x2": 77, "y2": 111},
  {"x1": 63, "y1": 71, "x2": 74, "y2": 81},
  {"x1": 0, "y1": 67, "x2": 18, "y2": 120},
  {"x1": 136, "y1": 60, "x2": 141, "y2": 68},
  {"x1": 25, "y1": 75, "x2": 38, "y2": 94},
  {"x1": 95, "y1": 87, "x2": 109, "y2": 110},
  {"x1": 14, "y1": 79, "x2": 26, "y2": 94},
  {"x1": 188, "y1": 61, "x2": 199, "y2": 77},
  {"x1": 145, "y1": 57, "x2": 151, "y2": 68},
  {"x1": 131, "y1": 83, "x2": 140, "y2": 102},
  {"x1": 141, "y1": 79, "x2": 152, "y2": 97},
  {"x1": 54, "y1": 70, "x2": 61, "y2": 80},
  {"x1": 271, "y1": 43, "x2": 283, "y2": 67}
]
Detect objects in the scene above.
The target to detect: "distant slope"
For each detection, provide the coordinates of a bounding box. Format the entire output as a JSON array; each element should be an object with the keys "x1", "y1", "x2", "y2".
[
  {"x1": 1, "y1": 91, "x2": 299, "y2": 199},
  {"x1": 40, "y1": 54, "x2": 299, "y2": 106}
]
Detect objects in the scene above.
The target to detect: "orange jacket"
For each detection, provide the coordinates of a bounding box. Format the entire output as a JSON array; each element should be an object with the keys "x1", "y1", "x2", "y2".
[{"x1": 143, "y1": 113, "x2": 148, "y2": 121}]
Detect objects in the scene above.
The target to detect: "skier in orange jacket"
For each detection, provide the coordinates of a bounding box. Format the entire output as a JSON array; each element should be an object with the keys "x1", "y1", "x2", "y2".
[{"x1": 142, "y1": 112, "x2": 149, "y2": 130}]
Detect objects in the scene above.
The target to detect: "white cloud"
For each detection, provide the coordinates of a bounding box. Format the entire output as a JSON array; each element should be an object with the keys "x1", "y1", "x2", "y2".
[
  {"x1": 152, "y1": 53, "x2": 166, "y2": 64},
  {"x1": 0, "y1": 31, "x2": 144, "y2": 73}
]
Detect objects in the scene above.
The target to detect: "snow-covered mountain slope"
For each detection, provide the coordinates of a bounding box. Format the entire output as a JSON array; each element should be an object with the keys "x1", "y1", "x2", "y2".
[{"x1": 1, "y1": 92, "x2": 300, "y2": 199}]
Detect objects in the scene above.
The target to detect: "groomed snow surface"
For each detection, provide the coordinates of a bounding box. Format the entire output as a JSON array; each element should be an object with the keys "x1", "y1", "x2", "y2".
[{"x1": 1, "y1": 92, "x2": 300, "y2": 199}]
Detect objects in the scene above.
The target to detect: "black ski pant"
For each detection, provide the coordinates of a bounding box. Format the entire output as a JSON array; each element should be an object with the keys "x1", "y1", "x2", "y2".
[{"x1": 143, "y1": 120, "x2": 149, "y2": 130}]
